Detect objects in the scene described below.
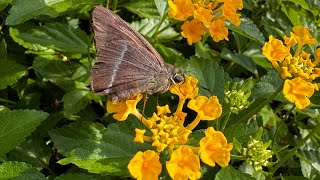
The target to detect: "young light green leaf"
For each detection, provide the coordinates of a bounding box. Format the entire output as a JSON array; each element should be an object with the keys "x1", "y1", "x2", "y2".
[
  {"x1": 0, "y1": 61, "x2": 26, "y2": 90},
  {"x1": 188, "y1": 56, "x2": 226, "y2": 102},
  {"x1": 0, "y1": 161, "x2": 45, "y2": 179},
  {"x1": 18, "y1": 23, "x2": 90, "y2": 54},
  {"x1": 216, "y1": 166, "x2": 255, "y2": 180},
  {"x1": 123, "y1": 0, "x2": 159, "y2": 18},
  {"x1": 226, "y1": 17, "x2": 265, "y2": 45},
  {"x1": 6, "y1": 0, "x2": 103, "y2": 25},
  {"x1": 131, "y1": 18, "x2": 179, "y2": 41},
  {"x1": 0, "y1": 109, "x2": 49, "y2": 156},
  {"x1": 50, "y1": 121, "x2": 152, "y2": 175},
  {"x1": 221, "y1": 47, "x2": 258, "y2": 76}
]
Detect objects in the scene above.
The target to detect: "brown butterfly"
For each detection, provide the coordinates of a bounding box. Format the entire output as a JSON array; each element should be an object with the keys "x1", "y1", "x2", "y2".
[{"x1": 91, "y1": 6, "x2": 184, "y2": 102}]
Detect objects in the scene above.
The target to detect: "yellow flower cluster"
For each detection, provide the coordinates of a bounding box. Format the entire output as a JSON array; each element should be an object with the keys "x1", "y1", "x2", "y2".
[
  {"x1": 168, "y1": 0, "x2": 243, "y2": 45},
  {"x1": 107, "y1": 76, "x2": 233, "y2": 180},
  {"x1": 262, "y1": 26, "x2": 320, "y2": 109}
]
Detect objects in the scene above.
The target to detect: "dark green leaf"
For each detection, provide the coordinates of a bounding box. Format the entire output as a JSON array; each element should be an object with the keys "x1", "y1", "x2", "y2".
[
  {"x1": 54, "y1": 173, "x2": 113, "y2": 180},
  {"x1": 251, "y1": 70, "x2": 283, "y2": 99},
  {"x1": 50, "y1": 121, "x2": 152, "y2": 175},
  {"x1": 8, "y1": 138, "x2": 51, "y2": 168},
  {"x1": 227, "y1": 17, "x2": 265, "y2": 45},
  {"x1": 0, "y1": 109, "x2": 49, "y2": 156},
  {"x1": 62, "y1": 82, "x2": 99, "y2": 117},
  {"x1": 216, "y1": 166, "x2": 255, "y2": 180},
  {"x1": 0, "y1": 61, "x2": 26, "y2": 90},
  {"x1": 6, "y1": 0, "x2": 103, "y2": 25},
  {"x1": 224, "y1": 121, "x2": 259, "y2": 143},
  {"x1": 0, "y1": 161, "x2": 45, "y2": 179},
  {"x1": 155, "y1": 43, "x2": 188, "y2": 65},
  {"x1": 18, "y1": 23, "x2": 90, "y2": 54},
  {"x1": 221, "y1": 48, "x2": 258, "y2": 76},
  {"x1": 188, "y1": 56, "x2": 226, "y2": 102}
]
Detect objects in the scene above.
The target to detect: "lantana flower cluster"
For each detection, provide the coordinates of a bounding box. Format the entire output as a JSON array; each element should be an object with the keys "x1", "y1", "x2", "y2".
[
  {"x1": 262, "y1": 26, "x2": 320, "y2": 109},
  {"x1": 107, "y1": 76, "x2": 233, "y2": 180},
  {"x1": 168, "y1": 0, "x2": 243, "y2": 45}
]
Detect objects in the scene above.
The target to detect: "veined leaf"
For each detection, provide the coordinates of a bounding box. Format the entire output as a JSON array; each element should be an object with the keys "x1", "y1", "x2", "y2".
[
  {"x1": 216, "y1": 166, "x2": 255, "y2": 180},
  {"x1": 0, "y1": 161, "x2": 45, "y2": 179},
  {"x1": 0, "y1": 109, "x2": 49, "y2": 156},
  {"x1": 123, "y1": 0, "x2": 159, "y2": 18},
  {"x1": 0, "y1": 61, "x2": 26, "y2": 90},
  {"x1": 18, "y1": 23, "x2": 90, "y2": 54}
]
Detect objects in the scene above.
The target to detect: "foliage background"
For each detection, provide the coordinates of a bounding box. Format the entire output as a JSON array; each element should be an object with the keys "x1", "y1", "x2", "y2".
[{"x1": 0, "y1": 0, "x2": 320, "y2": 179}]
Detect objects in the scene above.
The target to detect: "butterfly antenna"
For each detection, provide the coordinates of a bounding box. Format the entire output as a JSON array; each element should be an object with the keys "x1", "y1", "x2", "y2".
[{"x1": 184, "y1": 76, "x2": 213, "y2": 96}]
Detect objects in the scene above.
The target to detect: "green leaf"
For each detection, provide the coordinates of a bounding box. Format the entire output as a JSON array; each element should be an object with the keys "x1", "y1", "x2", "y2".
[
  {"x1": 33, "y1": 55, "x2": 89, "y2": 90},
  {"x1": 227, "y1": 17, "x2": 265, "y2": 45},
  {"x1": 187, "y1": 56, "x2": 227, "y2": 102},
  {"x1": 299, "y1": 149, "x2": 320, "y2": 178},
  {"x1": 0, "y1": 0, "x2": 11, "y2": 11},
  {"x1": 154, "y1": 0, "x2": 168, "y2": 17},
  {"x1": 62, "y1": 82, "x2": 99, "y2": 117},
  {"x1": 221, "y1": 47, "x2": 258, "y2": 76},
  {"x1": 54, "y1": 173, "x2": 112, "y2": 180},
  {"x1": 195, "y1": 42, "x2": 220, "y2": 61},
  {"x1": 251, "y1": 70, "x2": 283, "y2": 99},
  {"x1": 50, "y1": 121, "x2": 152, "y2": 175},
  {"x1": 0, "y1": 109, "x2": 49, "y2": 156},
  {"x1": 155, "y1": 43, "x2": 188, "y2": 65},
  {"x1": 284, "y1": 0, "x2": 319, "y2": 16},
  {"x1": 0, "y1": 161, "x2": 45, "y2": 179},
  {"x1": 281, "y1": 4, "x2": 302, "y2": 26},
  {"x1": 6, "y1": 0, "x2": 103, "y2": 25},
  {"x1": 224, "y1": 121, "x2": 259, "y2": 143},
  {"x1": 18, "y1": 23, "x2": 90, "y2": 54},
  {"x1": 216, "y1": 166, "x2": 255, "y2": 180},
  {"x1": 8, "y1": 138, "x2": 51, "y2": 168},
  {"x1": 131, "y1": 18, "x2": 179, "y2": 41},
  {"x1": 123, "y1": 0, "x2": 159, "y2": 18},
  {"x1": 0, "y1": 61, "x2": 26, "y2": 90}
]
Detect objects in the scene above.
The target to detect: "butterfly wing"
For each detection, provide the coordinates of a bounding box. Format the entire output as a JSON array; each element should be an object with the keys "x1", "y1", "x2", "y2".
[{"x1": 91, "y1": 6, "x2": 172, "y2": 101}]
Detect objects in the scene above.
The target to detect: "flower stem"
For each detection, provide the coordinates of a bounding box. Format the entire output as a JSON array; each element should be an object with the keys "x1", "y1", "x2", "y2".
[
  {"x1": 267, "y1": 123, "x2": 320, "y2": 178},
  {"x1": 152, "y1": 3, "x2": 168, "y2": 38},
  {"x1": 220, "y1": 110, "x2": 231, "y2": 132},
  {"x1": 153, "y1": 21, "x2": 178, "y2": 38},
  {"x1": 187, "y1": 115, "x2": 201, "y2": 130}
]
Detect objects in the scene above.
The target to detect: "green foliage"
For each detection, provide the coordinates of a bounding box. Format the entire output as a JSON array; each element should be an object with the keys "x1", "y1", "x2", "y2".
[{"x1": 1, "y1": 0, "x2": 320, "y2": 179}]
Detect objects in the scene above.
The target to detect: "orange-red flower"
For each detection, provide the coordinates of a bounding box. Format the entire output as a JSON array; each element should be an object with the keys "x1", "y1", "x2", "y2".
[
  {"x1": 168, "y1": 0, "x2": 194, "y2": 21},
  {"x1": 209, "y1": 19, "x2": 229, "y2": 42}
]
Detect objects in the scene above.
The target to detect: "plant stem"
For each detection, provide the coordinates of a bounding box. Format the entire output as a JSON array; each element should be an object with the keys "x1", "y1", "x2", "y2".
[
  {"x1": 0, "y1": 98, "x2": 15, "y2": 104},
  {"x1": 220, "y1": 110, "x2": 231, "y2": 132},
  {"x1": 152, "y1": 3, "x2": 168, "y2": 38},
  {"x1": 268, "y1": 123, "x2": 320, "y2": 178},
  {"x1": 112, "y1": 0, "x2": 118, "y2": 11},
  {"x1": 153, "y1": 21, "x2": 178, "y2": 37}
]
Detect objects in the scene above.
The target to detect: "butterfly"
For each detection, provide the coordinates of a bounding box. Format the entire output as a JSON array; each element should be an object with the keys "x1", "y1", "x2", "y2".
[{"x1": 91, "y1": 6, "x2": 184, "y2": 102}]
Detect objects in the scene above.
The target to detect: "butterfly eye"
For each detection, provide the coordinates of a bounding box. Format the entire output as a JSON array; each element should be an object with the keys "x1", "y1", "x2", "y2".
[{"x1": 174, "y1": 74, "x2": 184, "y2": 83}]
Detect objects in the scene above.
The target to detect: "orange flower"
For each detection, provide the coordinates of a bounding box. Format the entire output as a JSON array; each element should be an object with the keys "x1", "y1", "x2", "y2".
[
  {"x1": 209, "y1": 19, "x2": 229, "y2": 42},
  {"x1": 291, "y1": 26, "x2": 317, "y2": 46},
  {"x1": 181, "y1": 19, "x2": 206, "y2": 45},
  {"x1": 128, "y1": 150, "x2": 162, "y2": 180},
  {"x1": 221, "y1": 3, "x2": 241, "y2": 26},
  {"x1": 194, "y1": 6, "x2": 213, "y2": 26},
  {"x1": 187, "y1": 96, "x2": 222, "y2": 120},
  {"x1": 166, "y1": 146, "x2": 201, "y2": 180},
  {"x1": 262, "y1": 35, "x2": 290, "y2": 62},
  {"x1": 168, "y1": 0, "x2": 194, "y2": 21},
  {"x1": 283, "y1": 77, "x2": 315, "y2": 109},
  {"x1": 199, "y1": 127, "x2": 233, "y2": 167},
  {"x1": 106, "y1": 94, "x2": 143, "y2": 121}
]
